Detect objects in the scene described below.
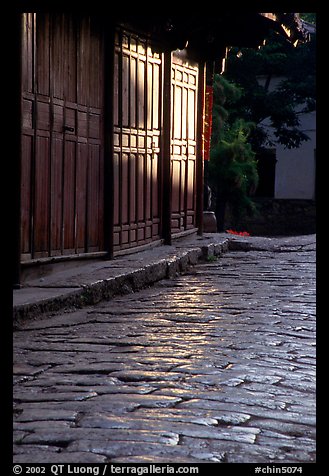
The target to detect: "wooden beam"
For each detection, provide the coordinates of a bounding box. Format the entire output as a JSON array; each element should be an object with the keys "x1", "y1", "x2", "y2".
[
  {"x1": 161, "y1": 50, "x2": 172, "y2": 245},
  {"x1": 103, "y1": 21, "x2": 115, "y2": 259},
  {"x1": 12, "y1": 13, "x2": 23, "y2": 287},
  {"x1": 196, "y1": 60, "x2": 206, "y2": 236}
]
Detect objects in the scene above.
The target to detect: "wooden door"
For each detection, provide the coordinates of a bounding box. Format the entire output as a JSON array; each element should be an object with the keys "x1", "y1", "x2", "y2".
[
  {"x1": 171, "y1": 53, "x2": 198, "y2": 234},
  {"x1": 113, "y1": 29, "x2": 162, "y2": 252},
  {"x1": 21, "y1": 13, "x2": 104, "y2": 261}
]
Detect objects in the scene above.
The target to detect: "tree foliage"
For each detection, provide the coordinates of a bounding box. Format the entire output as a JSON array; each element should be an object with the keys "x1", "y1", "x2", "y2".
[
  {"x1": 300, "y1": 13, "x2": 316, "y2": 24},
  {"x1": 208, "y1": 16, "x2": 316, "y2": 230},
  {"x1": 208, "y1": 75, "x2": 259, "y2": 228},
  {"x1": 224, "y1": 25, "x2": 316, "y2": 150}
]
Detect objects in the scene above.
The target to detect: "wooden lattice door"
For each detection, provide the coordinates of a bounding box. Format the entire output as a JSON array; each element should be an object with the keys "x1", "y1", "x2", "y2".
[
  {"x1": 171, "y1": 53, "x2": 198, "y2": 234},
  {"x1": 21, "y1": 13, "x2": 104, "y2": 261},
  {"x1": 112, "y1": 30, "x2": 162, "y2": 252}
]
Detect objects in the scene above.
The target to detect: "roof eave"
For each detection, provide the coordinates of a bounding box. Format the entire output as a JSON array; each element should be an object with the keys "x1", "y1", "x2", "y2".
[{"x1": 259, "y1": 13, "x2": 311, "y2": 46}]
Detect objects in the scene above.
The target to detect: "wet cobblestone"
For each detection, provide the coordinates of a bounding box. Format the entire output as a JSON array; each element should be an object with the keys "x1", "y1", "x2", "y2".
[{"x1": 13, "y1": 235, "x2": 316, "y2": 463}]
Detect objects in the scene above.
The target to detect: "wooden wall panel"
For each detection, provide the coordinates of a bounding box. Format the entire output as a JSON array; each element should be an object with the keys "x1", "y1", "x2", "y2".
[
  {"x1": 77, "y1": 17, "x2": 91, "y2": 107},
  {"x1": 63, "y1": 140, "x2": 76, "y2": 252},
  {"x1": 50, "y1": 138, "x2": 63, "y2": 254},
  {"x1": 113, "y1": 52, "x2": 119, "y2": 126},
  {"x1": 129, "y1": 154, "x2": 136, "y2": 223},
  {"x1": 52, "y1": 14, "x2": 65, "y2": 101},
  {"x1": 113, "y1": 152, "x2": 120, "y2": 227},
  {"x1": 20, "y1": 135, "x2": 33, "y2": 256},
  {"x1": 36, "y1": 13, "x2": 50, "y2": 96},
  {"x1": 22, "y1": 14, "x2": 34, "y2": 94},
  {"x1": 75, "y1": 143, "x2": 88, "y2": 251},
  {"x1": 64, "y1": 16, "x2": 77, "y2": 103},
  {"x1": 121, "y1": 153, "x2": 129, "y2": 225},
  {"x1": 33, "y1": 135, "x2": 50, "y2": 255},
  {"x1": 87, "y1": 144, "x2": 103, "y2": 250}
]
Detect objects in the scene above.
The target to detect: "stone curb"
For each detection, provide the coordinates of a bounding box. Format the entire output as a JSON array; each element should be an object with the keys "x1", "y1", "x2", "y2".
[{"x1": 13, "y1": 239, "x2": 231, "y2": 325}]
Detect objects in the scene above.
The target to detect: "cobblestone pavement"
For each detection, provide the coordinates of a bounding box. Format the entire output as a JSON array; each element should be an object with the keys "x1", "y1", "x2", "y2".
[{"x1": 13, "y1": 236, "x2": 316, "y2": 464}]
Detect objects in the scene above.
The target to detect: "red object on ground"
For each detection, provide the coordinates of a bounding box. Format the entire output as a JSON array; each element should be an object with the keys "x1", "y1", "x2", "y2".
[{"x1": 226, "y1": 229, "x2": 250, "y2": 236}]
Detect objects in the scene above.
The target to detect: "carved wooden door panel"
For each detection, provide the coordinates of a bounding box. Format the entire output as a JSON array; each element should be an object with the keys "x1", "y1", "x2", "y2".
[
  {"x1": 21, "y1": 13, "x2": 104, "y2": 261},
  {"x1": 171, "y1": 53, "x2": 198, "y2": 234},
  {"x1": 113, "y1": 29, "x2": 162, "y2": 252}
]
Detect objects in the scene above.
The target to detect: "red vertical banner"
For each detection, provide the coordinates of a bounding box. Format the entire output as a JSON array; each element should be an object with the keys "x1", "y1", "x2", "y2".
[{"x1": 203, "y1": 84, "x2": 213, "y2": 161}]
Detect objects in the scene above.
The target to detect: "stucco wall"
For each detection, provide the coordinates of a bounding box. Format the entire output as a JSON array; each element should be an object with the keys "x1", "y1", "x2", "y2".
[
  {"x1": 274, "y1": 111, "x2": 316, "y2": 199},
  {"x1": 257, "y1": 75, "x2": 316, "y2": 200}
]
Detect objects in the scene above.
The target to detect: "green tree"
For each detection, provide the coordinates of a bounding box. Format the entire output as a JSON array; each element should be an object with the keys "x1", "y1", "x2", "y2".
[
  {"x1": 300, "y1": 13, "x2": 316, "y2": 24},
  {"x1": 208, "y1": 75, "x2": 259, "y2": 230},
  {"x1": 208, "y1": 15, "x2": 315, "y2": 231},
  {"x1": 224, "y1": 23, "x2": 316, "y2": 151}
]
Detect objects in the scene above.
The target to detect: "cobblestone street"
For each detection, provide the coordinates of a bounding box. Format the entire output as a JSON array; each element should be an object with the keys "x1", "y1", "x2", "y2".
[{"x1": 13, "y1": 235, "x2": 316, "y2": 464}]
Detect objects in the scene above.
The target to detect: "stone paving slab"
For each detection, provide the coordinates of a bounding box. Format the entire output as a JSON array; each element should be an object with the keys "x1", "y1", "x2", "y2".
[{"x1": 13, "y1": 234, "x2": 316, "y2": 463}]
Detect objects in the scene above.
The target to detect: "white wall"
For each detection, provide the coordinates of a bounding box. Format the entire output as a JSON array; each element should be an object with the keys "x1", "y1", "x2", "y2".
[
  {"x1": 257, "y1": 75, "x2": 316, "y2": 200},
  {"x1": 274, "y1": 110, "x2": 316, "y2": 199}
]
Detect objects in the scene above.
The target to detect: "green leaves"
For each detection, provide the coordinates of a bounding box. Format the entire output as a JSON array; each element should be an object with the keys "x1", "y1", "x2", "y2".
[
  {"x1": 209, "y1": 75, "x2": 258, "y2": 222},
  {"x1": 224, "y1": 28, "x2": 316, "y2": 150}
]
